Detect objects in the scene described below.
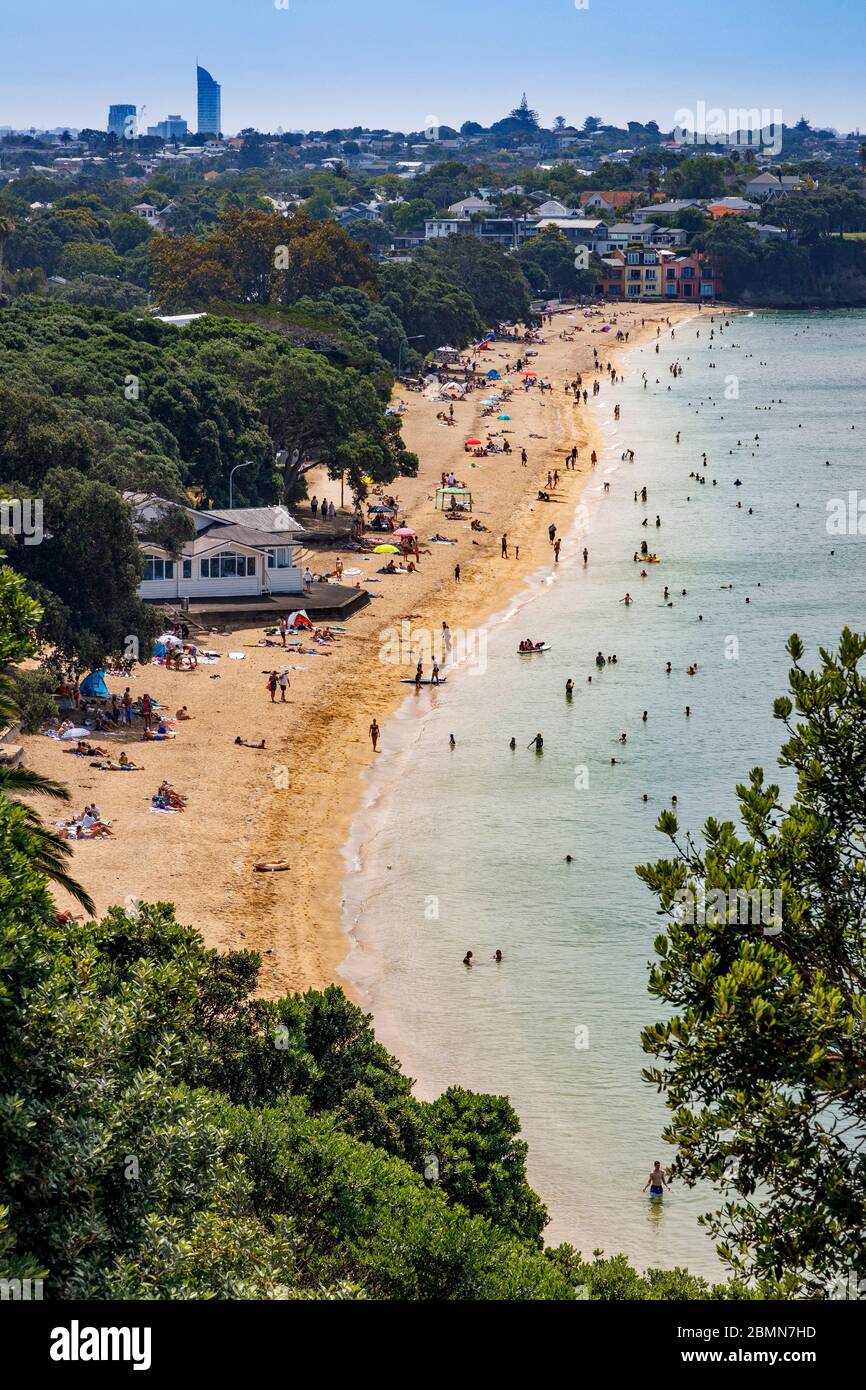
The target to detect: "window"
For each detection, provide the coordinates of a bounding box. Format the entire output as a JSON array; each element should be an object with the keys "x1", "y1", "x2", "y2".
[
  {"x1": 199, "y1": 550, "x2": 256, "y2": 579},
  {"x1": 267, "y1": 547, "x2": 293, "y2": 570},
  {"x1": 182, "y1": 559, "x2": 191, "y2": 579},
  {"x1": 143, "y1": 556, "x2": 173, "y2": 582}
]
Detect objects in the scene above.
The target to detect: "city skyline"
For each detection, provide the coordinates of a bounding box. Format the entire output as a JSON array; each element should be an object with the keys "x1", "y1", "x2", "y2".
[{"x1": 2, "y1": 0, "x2": 864, "y2": 136}]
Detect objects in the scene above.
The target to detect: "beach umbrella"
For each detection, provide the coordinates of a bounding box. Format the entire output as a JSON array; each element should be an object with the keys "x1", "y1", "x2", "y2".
[
  {"x1": 394, "y1": 527, "x2": 416, "y2": 537},
  {"x1": 373, "y1": 544, "x2": 399, "y2": 554},
  {"x1": 368, "y1": 504, "x2": 392, "y2": 513},
  {"x1": 361, "y1": 474, "x2": 374, "y2": 485},
  {"x1": 465, "y1": 438, "x2": 482, "y2": 446},
  {"x1": 497, "y1": 414, "x2": 511, "y2": 420},
  {"x1": 521, "y1": 370, "x2": 537, "y2": 378}
]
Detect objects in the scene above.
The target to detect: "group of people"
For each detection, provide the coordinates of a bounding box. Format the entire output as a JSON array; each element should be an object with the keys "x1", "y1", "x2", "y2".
[{"x1": 309, "y1": 496, "x2": 337, "y2": 519}]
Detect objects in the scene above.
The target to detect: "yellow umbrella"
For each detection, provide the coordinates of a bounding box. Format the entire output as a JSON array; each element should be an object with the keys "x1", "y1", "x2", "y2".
[
  {"x1": 373, "y1": 543, "x2": 399, "y2": 553},
  {"x1": 361, "y1": 474, "x2": 374, "y2": 485}
]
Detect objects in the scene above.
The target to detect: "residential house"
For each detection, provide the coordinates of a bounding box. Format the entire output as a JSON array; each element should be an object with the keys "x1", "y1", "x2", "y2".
[
  {"x1": 633, "y1": 199, "x2": 702, "y2": 222},
  {"x1": 125, "y1": 495, "x2": 306, "y2": 603},
  {"x1": 578, "y1": 191, "x2": 637, "y2": 213},
  {"x1": 446, "y1": 196, "x2": 492, "y2": 215},
  {"x1": 706, "y1": 196, "x2": 759, "y2": 219},
  {"x1": 602, "y1": 221, "x2": 658, "y2": 252},
  {"x1": 652, "y1": 226, "x2": 688, "y2": 248},
  {"x1": 534, "y1": 198, "x2": 574, "y2": 217},
  {"x1": 621, "y1": 245, "x2": 663, "y2": 298},
  {"x1": 533, "y1": 217, "x2": 607, "y2": 249},
  {"x1": 660, "y1": 252, "x2": 702, "y2": 300},
  {"x1": 745, "y1": 173, "x2": 802, "y2": 201}
]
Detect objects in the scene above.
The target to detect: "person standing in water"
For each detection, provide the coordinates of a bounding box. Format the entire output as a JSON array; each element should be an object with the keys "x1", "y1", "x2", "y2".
[
  {"x1": 643, "y1": 1161, "x2": 669, "y2": 1200},
  {"x1": 528, "y1": 733, "x2": 544, "y2": 752}
]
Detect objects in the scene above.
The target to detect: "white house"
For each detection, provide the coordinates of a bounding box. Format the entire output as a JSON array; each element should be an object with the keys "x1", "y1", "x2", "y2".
[
  {"x1": 446, "y1": 196, "x2": 492, "y2": 215},
  {"x1": 125, "y1": 495, "x2": 306, "y2": 602},
  {"x1": 745, "y1": 173, "x2": 802, "y2": 201}
]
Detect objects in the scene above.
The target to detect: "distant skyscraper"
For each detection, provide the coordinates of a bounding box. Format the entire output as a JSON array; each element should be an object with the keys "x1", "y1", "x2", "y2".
[
  {"x1": 196, "y1": 65, "x2": 221, "y2": 137},
  {"x1": 147, "y1": 115, "x2": 189, "y2": 141},
  {"x1": 108, "y1": 104, "x2": 137, "y2": 140}
]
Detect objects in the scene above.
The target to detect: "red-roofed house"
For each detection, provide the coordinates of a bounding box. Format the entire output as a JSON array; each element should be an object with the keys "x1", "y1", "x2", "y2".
[{"x1": 579, "y1": 191, "x2": 638, "y2": 213}]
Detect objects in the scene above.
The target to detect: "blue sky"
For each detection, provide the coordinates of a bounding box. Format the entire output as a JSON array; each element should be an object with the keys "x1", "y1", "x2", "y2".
[{"x1": 3, "y1": 0, "x2": 864, "y2": 135}]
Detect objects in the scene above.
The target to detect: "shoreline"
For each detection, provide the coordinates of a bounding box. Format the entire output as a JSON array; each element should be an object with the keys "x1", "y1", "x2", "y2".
[
  {"x1": 23, "y1": 301, "x2": 699, "y2": 1002},
  {"x1": 336, "y1": 307, "x2": 702, "y2": 1016}
]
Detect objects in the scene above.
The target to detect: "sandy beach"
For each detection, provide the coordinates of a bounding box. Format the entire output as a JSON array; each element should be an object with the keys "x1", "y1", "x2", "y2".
[{"x1": 26, "y1": 300, "x2": 697, "y2": 997}]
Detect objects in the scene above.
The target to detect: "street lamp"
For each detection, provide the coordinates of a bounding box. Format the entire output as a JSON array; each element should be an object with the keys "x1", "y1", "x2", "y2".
[
  {"x1": 229, "y1": 459, "x2": 253, "y2": 510},
  {"x1": 397, "y1": 334, "x2": 423, "y2": 379}
]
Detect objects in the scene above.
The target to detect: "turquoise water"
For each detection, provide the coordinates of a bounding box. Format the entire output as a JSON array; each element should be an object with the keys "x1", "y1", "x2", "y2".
[{"x1": 340, "y1": 310, "x2": 866, "y2": 1278}]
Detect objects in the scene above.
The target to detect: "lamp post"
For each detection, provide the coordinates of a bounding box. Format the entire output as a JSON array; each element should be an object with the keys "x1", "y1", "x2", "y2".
[
  {"x1": 397, "y1": 334, "x2": 423, "y2": 379},
  {"x1": 228, "y1": 459, "x2": 253, "y2": 510}
]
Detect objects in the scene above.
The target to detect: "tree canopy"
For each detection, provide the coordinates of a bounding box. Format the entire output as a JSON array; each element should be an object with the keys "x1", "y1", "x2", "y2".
[{"x1": 638, "y1": 629, "x2": 866, "y2": 1294}]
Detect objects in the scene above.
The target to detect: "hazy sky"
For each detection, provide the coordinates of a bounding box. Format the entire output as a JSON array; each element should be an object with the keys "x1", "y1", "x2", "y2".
[{"x1": 3, "y1": 0, "x2": 864, "y2": 135}]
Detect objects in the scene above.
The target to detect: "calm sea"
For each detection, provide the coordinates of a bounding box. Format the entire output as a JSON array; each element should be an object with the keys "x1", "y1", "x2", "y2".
[{"x1": 341, "y1": 309, "x2": 866, "y2": 1278}]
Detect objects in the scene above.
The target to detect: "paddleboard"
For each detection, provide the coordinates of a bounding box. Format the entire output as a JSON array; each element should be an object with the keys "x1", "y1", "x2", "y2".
[{"x1": 400, "y1": 677, "x2": 448, "y2": 685}]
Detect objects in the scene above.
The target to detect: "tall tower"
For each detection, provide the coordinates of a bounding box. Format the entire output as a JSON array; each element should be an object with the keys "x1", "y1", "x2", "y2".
[
  {"x1": 108, "y1": 104, "x2": 136, "y2": 140},
  {"x1": 196, "y1": 65, "x2": 221, "y2": 137}
]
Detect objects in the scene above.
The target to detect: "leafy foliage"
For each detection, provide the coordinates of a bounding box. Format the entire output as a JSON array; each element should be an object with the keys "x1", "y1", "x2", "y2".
[{"x1": 638, "y1": 629, "x2": 866, "y2": 1293}]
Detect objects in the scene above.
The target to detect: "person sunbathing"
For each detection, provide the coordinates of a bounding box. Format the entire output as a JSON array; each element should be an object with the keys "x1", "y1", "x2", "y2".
[
  {"x1": 235, "y1": 736, "x2": 266, "y2": 749},
  {"x1": 175, "y1": 706, "x2": 191, "y2": 720},
  {"x1": 69, "y1": 740, "x2": 108, "y2": 757},
  {"x1": 91, "y1": 756, "x2": 142, "y2": 771},
  {"x1": 142, "y1": 723, "x2": 175, "y2": 740}
]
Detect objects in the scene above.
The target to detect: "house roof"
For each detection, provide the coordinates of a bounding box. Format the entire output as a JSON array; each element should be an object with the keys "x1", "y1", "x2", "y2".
[
  {"x1": 207, "y1": 506, "x2": 303, "y2": 534},
  {"x1": 579, "y1": 190, "x2": 635, "y2": 208}
]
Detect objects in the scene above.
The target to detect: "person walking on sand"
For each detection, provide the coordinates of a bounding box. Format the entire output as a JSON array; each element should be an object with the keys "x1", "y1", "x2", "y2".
[
  {"x1": 278, "y1": 670, "x2": 290, "y2": 702},
  {"x1": 501, "y1": 533, "x2": 509, "y2": 558},
  {"x1": 454, "y1": 563, "x2": 461, "y2": 583},
  {"x1": 554, "y1": 538, "x2": 561, "y2": 563},
  {"x1": 369, "y1": 718, "x2": 380, "y2": 751},
  {"x1": 267, "y1": 671, "x2": 278, "y2": 703},
  {"x1": 278, "y1": 616, "x2": 288, "y2": 648}
]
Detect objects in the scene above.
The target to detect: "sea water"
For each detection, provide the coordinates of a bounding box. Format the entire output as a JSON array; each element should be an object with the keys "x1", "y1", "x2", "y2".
[{"x1": 341, "y1": 309, "x2": 866, "y2": 1278}]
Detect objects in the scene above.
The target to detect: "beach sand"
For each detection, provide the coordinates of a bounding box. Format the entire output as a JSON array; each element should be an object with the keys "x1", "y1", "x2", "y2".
[{"x1": 25, "y1": 301, "x2": 698, "y2": 998}]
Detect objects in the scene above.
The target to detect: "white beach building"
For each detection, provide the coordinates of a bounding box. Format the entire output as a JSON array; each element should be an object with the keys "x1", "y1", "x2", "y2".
[{"x1": 125, "y1": 494, "x2": 306, "y2": 602}]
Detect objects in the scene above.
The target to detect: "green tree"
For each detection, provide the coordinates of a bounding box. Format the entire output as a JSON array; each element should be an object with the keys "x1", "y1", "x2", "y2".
[
  {"x1": 0, "y1": 566, "x2": 93, "y2": 909},
  {"x1": 9, "y1": 469, "x2": 161, "y2": 670},
  {"x1": 638, "y1": 629, "x2": 866, "y2": 1293}
]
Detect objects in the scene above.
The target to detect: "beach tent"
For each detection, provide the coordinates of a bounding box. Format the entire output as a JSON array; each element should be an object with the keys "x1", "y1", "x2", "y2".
[
  {"x1": 486, "y1": 369, "x2": 500, "y2": 379},
  {"x1": 435, "y1": 486, "x2": 473, "y2": 512},
  {"x1": 79, "y1": 670, "x2": 109, "y2": 699},
  {"x1": 286, "y1": 610, "x2": 313, "y2": 629}
]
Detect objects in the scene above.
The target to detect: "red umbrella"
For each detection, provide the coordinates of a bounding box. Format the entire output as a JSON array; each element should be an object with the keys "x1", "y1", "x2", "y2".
[
  {"x1": 465, "y1": 438, "x2": 482, "y2": 446},
  {"x1": 521, "y1": 370, "x2": 537, "y2": 378}
]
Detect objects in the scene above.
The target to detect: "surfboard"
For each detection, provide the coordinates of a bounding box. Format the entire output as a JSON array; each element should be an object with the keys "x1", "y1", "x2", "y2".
[{"x1": 400, "y1": 677, "x2": 448, "y2": 686}]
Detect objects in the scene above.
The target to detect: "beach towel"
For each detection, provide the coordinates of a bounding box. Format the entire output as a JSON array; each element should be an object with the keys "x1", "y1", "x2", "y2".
[{"x1": 228, "y1": 652, "x2": 246, "y2": 660}]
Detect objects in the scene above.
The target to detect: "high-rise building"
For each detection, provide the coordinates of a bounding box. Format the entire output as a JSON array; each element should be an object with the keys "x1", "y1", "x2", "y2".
[
  {"x1": 196, "y1": 65, "x2": 221, "y2": 137},
  {"x1": 108, "y1": 104, "x2": 137, "y2": 140},
  {"x1": 146, "y1": 115, "x2": 189, "y2": 141}
]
